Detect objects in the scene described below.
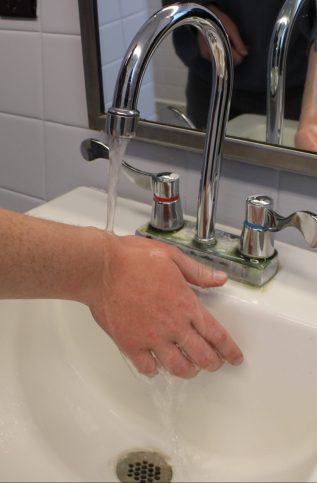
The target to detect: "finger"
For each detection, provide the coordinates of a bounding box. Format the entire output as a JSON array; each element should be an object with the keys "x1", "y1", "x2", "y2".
[
  {"x1": 167, "y1": 246, "x2": 228, "y2": 288},
  {"x1": 154, "y1": 343, "x2": 199, "y2": 379},
  {"x1": 227, "y1": 23, "x2": 248, "y2": 57},
  {"x1": 178, "y1": 330, "x2": 224, "y2": 372},
  {"x1": 130, "y1": 350, "x2": 159, "y2": 377},
  {"x1": 232, "y1": 48, "x2": 245, "y2": 65},
  {"x1": 193, "y1": 304, "x2": 244, "y2": 366}
]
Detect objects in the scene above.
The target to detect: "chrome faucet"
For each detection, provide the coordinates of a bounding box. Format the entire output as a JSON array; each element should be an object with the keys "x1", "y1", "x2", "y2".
[
  {"x1": 82, "y1": 2, "x2": 317, "y2": 286},
  {"x1": 106, "y1": 2, "x2": 233, "y2": 246},
  {"x1": 266, "y1": 0, "x2": 305, "y2": 144}
]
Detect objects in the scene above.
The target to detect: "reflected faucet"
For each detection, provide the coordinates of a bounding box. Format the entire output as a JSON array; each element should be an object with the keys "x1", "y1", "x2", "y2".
[
  {"x1": 106, "y1": 2, "x2": 233, "y2": 246},
  {"x1": 266, "y1": 0, "x2": 305, "y2": 144}
]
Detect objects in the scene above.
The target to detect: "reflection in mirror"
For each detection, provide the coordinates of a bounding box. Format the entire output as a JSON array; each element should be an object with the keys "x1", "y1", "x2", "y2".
[
  {"x1": 97, "y1": 0, "x2": 189, "y2": 127},
  {"x1": 96, "y1": 0, "x2": 317, "y2": 152}
]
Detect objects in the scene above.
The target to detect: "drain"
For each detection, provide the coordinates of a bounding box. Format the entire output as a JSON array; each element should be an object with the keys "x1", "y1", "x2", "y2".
[{"x1": 116, "y1": 450, "x2": 173, "y2": 483}]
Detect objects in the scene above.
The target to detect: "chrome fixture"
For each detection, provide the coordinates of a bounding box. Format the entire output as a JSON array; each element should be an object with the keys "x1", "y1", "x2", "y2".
[
  {"x1": 241, "y1": 195, "x2": 317, "y2": 259},
  {"x1": 158, "y1": 105, "x2": 196, "y2": 129},
  {"x1": 81, "y1": 138, "x2": 183, "y2": 232},
  {"x1": 266, "y1": 0, "x2": 305, "y2": 144},
  {"x1": 106, "y1": 2, "x2": 233, "y2": 246},
  {"x1": 82, "y1": 3, "x2": 317, "y2": 286}
]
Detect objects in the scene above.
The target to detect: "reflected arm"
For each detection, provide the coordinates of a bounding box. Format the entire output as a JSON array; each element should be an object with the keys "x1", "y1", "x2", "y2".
[{"x1": 295, "y1": 26, "x2": 317, "y2": 151}]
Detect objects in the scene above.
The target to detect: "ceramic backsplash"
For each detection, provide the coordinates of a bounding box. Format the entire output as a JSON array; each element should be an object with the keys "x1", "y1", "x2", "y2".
[{"x1": 0, "y1": 0, "x2": 316, "y2": 250}]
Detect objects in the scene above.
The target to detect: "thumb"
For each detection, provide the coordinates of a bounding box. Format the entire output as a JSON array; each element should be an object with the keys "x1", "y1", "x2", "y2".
[{"x1": 170, "y1": 248, "x2": 228, "y2": 288}]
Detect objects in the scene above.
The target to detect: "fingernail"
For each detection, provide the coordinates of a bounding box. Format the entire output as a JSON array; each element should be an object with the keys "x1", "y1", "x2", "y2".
[
  {"x1": 213, "y1": 270, "x2": 228, "y2": 282},
  {"x1": 232, "y1": 353, "x2": 244, "y2": 366}
]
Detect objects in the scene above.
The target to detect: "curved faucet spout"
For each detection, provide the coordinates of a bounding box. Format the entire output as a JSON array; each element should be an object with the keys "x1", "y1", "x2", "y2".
[{"x1": 106, "y1": 2, "x2": 233, "y2": 245}]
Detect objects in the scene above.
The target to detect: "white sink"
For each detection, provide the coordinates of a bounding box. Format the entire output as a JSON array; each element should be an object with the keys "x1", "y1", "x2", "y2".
[
  {"x1": 1, "y1": 186, "x2": 317, "y2": 482},
  {"x1": 226, "y1": 114, "x2": 298, "y2": 147}
]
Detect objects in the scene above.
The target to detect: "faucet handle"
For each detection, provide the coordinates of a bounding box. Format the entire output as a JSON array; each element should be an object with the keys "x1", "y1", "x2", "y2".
[
  {"x1": 151, "y1": 172, "x2": 184, "y2": 231},
  {"x1": 241, "y1": 195, "x2": 317, "y2": 259},
  {"x1": 80, "y1": 138, "x2": 153, "y2": 190},
  {"x1": 81, "y1": 138, "x2": 184, "y2": 232},
  {"x1": 267, "y1": 208, "x2": 317, "y2": 248}
]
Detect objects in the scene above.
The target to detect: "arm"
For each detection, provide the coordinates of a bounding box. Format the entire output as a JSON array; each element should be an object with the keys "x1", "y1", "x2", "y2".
[
  {"x1": 161, "y1": 0, "x2": 248, "y2": 84},
  {"x1": 198, "y1": 3, "x2": 248, "y2": 65},
  {"x1": 0, "y1": 209, "x2": 243, "y2": 378},
  {"x1": 295, "y1": 41, "x2": 317, "y2": 152}
]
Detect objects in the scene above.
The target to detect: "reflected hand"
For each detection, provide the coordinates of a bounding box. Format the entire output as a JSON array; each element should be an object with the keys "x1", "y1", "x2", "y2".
[
  {"x1": 199, "y1": 4, "x2": 248, "y2": 65},
  {"x1": 89, "y1": 234, "x2": 243, "y2": 379},
  {"x1": 295, "y1": 121, "x2": 317, "y2": 152}
]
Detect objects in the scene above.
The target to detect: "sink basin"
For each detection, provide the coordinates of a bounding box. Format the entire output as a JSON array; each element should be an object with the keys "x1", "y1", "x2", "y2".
[
  {"x1": 1, "y1": 186, "x2": 317, "y2": 482},
  {"x1": 226, "y1": 114, "x2": 298, "y2": 147}
]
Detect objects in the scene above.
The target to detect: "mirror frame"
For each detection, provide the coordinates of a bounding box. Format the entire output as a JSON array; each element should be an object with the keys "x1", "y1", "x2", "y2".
[{"x1": 78, "y1": 0, "x2": 317, "y2": 178}]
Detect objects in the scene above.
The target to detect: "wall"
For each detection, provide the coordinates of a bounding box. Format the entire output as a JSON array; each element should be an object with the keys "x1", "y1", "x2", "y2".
[
  {"x1": 97, "y1": 0, "x2": 156, "y2": 120},
  {"x1": 148, "y1": 0, "x2": 187, "y2": 110},
  {"x1": 0, "y1": 0, "x2": 316, "y2": 250}
]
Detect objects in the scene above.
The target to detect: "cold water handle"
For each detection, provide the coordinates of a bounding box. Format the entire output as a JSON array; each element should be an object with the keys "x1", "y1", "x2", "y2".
[{"x1": 241, "y1": 195, "x2": 317, "y2": 259}]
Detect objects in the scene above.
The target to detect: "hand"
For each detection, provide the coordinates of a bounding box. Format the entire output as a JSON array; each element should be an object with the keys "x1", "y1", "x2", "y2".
[
  {"x1": 89, "y1": 234, "x2": 243, "y2": 379},
  {"x1": 295, "y1": 122, "x2": 317, "y2": 152},
  {"x1": 198, "y1": 4, "x2": 248, "y2": 65}
]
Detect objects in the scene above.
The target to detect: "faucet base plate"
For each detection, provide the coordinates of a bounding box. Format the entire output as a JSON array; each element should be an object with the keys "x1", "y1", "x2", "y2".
[{"x1": 136, "y1": 220, "x2": 279, "y2": 287}]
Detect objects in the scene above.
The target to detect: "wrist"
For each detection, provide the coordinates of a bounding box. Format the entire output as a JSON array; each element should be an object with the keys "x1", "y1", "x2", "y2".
[{"x1": 72, "y1": 226, "x2": 113, "y2": 307}]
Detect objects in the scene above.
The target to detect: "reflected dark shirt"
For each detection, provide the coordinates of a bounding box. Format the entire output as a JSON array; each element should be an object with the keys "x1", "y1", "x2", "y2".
[{"x1": 161, "y1": 0, "x2": 314, "y2": 92}]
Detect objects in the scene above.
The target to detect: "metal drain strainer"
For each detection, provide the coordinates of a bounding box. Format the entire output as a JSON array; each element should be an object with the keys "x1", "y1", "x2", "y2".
[{"x1": 116, "y1": 450, "x2": 173, "y2": 483}]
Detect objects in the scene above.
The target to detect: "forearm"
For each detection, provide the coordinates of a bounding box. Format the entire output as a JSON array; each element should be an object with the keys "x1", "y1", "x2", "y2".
[
  {"x1": 299, "y1": 45, "x2": 317, "y2": 121},
  {"x1": 0, "y1": 208, "x2": 106, "y2": 303},
  {"x1": 295, "y1": 44, "x2": 317, "y2": 150}
]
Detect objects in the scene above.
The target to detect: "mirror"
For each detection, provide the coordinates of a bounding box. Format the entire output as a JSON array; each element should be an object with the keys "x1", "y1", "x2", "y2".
[{"x1": 78, "y1": 0, "x2": 317, "y2": 178}]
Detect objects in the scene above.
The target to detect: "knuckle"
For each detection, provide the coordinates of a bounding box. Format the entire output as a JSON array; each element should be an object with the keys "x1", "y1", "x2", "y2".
[
  {"x1": 165, "y1": 244, "x2": 182, "y2": 260},
  {"x1": 211, "y1": 328, "x2": 228, "y2": 347},
  {"x1": 168, "y1": 354, "x2": 194, "y2": 379},
  {"x1": 206, "y1": 354, "x2": 224, "y2": 372},
  {"x1": 132, "y1": 352, "x2": 157, "y2": 376},
  {"x1": 195, "y1": 347, "x2": 222, "y2": 371},
  {"x1": 171, "y1": 363, "x2": 195, "y2": 379},
  {"x1": 197, "y1": 352, "x2": 213, "y2": 369}
]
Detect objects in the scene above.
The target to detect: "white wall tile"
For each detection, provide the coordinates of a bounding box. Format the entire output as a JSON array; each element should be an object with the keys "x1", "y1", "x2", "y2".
[
  {"x1": 119, "y1": 0, "x2": 148, "y2": 17},
  {"x1": 0, "y1": 31, "x2": 43, "y2": 119},
  {"x1": 277, "y1": 171, "x2": 317, "y2": 213},
  {"x1": 216, "y1": 160, "x2": 280, "y2": 229},
  {"x1": 0, "y1": 188, "x2": 44, "y2": 212},
  {"x1": 41, "y1": 0, "x2": 80, "y2": 34},
  {"x1": 102, "y1": 59, "x2": 122, "y2": 107},
  {"x1": 0, "y1": 114, "x2": 46, "y2": 198},
  {"x1": 121, "y1": 11, "x2": 148, "y2": 48},
  {"x1": 99, "y1": 21, "x2": 126, "y2": 65},
  {"x1": 148, "y1": 0, "x2": 162, "y2": 15},
  {"x1": 45, "y1": 122, "x2": 106, "y2": 200},
  {"x1": 42, "y1": 34, "x2": 88, "y2": 127},
  {"x1": 138, "y1": 82, "x2": 157, "y2": 120},
  {"x1": 97, "y1": 0, "x2": 121, "y2": 26}
]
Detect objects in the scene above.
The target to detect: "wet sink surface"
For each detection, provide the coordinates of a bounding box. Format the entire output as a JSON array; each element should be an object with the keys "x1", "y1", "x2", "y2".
[{"x1": 1, "y1": 187, "x2": 317, "y2": 482}]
